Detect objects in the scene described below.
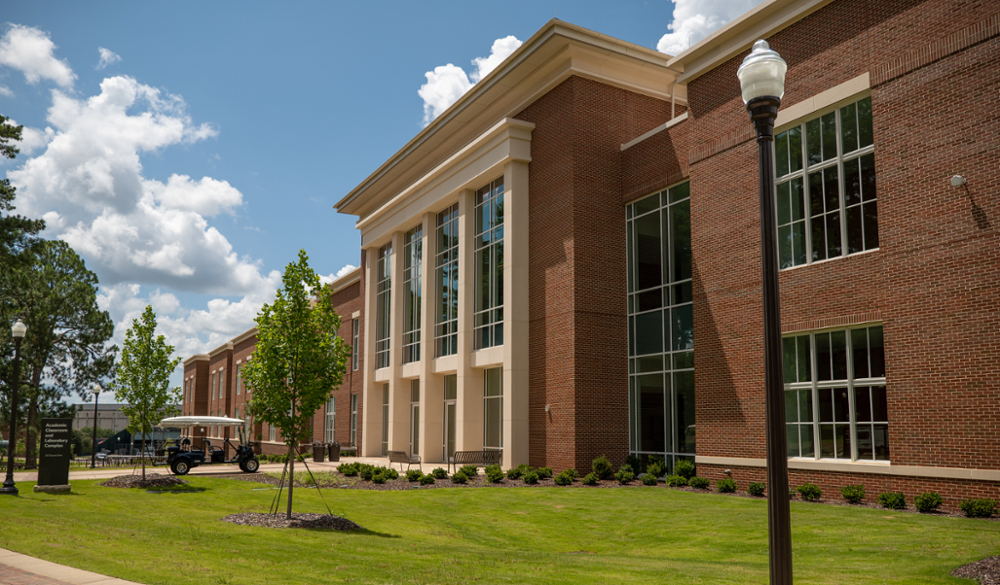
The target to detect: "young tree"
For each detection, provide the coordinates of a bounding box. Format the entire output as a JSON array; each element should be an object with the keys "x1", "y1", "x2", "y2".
[
  {"x1": 110, "y1": 305, "x2": 181, "y2": 480},
  {"x1": 244, "y1": 250, "x2": 349, "y2": 519}
]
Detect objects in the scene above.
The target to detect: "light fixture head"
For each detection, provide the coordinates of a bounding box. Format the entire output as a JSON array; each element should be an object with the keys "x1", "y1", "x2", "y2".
[
  {"x1": 93, "y1": 383, "x2": 102, "y2": 395},
  {"x1": 950, "y1": 175, "x2": 966, "y2": 187},
  {"x1": 737, "y1": 40, "x2": 787, "y2": 104},
  {"x1": 11, "y1": 319, "x2": 26, "y2": 339}
]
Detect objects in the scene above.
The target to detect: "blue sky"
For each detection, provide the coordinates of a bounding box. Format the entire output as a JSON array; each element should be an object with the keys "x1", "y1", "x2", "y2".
[{"x1": 0, "y1": 1, "x2": 760, "y2": 397}]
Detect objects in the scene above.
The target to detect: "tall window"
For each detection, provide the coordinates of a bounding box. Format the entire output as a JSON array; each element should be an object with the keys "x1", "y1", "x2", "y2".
[
  {"x1": 352, "y1": 319, "x2": 359, "y2": 371},
  {"x1": 474, "y1": 177, "x2": 504, "y2": 349},
  {"x1": 483, "y1": 368, "x2": 503, "y2": 452},
  {"x1": 784, "y1": 325, "x2": 887, "y2": 461},
  {"x1": 235, "y1": 364, "x2": 242, "y2": 395},
  {"x1": 409, "y1": 380, "x2": 420, "y2": 456},
  {"x1": 325, "y1": 397, "x2": 336, "y2": 443},
  {"x1": 402, "y1": 225, "x2": 422, "y2": 364},
  {"x1": 375, "y1": 243, "x2": 392, "y2": 369},
  {"x1": 435, "y1": 204, "x2": 459, "y2": 357},
  {"x1": 211, "y1": 372, "x2": 217, "y2": 399},
  {"x1": 626, "y1": 182, "x2": 695, "y2": 471},
  {"x1": 381, "y1": 384, "x2": 389, "y2": 456},
  {"x1": 350, "y1": 394, "x2": 358, "y2": 446},
  {"x1": 775, "y1": 96, "x2": 876, "y2": 268},
  {"x1": 268, "y1": 424, "x2": 276, "y2": 442}
]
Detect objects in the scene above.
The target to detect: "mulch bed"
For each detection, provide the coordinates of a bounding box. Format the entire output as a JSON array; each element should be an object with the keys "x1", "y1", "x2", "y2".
[
  {"x1": 99, "y1": 473, "x2": 188, "y2": 489},
  {"x1": 953, "y1": 556, "x2": 1000, "y2": 585},
  {"x1": 221, "y1": 512, "x2": 361, "y2": 531}
]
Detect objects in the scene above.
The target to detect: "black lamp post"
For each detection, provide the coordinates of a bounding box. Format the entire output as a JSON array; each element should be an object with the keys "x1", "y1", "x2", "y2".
[
  {"x1": 1, "y1": 319, "x2": 27, "y2": 496},
  {"x1": 737, "y1": 39, "x2": 792, "y2": 585},
  {"x1": 90, "y1": 384, "x2": 101, "y2": 468}
]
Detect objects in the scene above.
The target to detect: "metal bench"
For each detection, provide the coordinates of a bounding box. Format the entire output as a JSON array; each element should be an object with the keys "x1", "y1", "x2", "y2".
[
  {"x1": 448, "y1": 450, "x2": 502, "y2": 474},
  {"x1": 387, "y1": 450, "x2": 420, "y2": 471}
]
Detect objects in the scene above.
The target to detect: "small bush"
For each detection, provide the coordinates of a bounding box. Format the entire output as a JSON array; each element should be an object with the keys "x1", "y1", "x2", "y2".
[
  {"x1": 338, "y1": 462, "x2": 359, "y2": 476},
  {"x1": 959, "y1": 498, "x2": 998, "y2": 518},
  {"x1": 914, "y1": 492, "x2": 943, "y2": 513},
  {"x1": 789, "y1": 489, "x2": 796, "y2": 500},
  {"x1": 536, "y1": 467, "x2": 553, "y2": 480},
  {"x1": 382, "y1": 467, "x2": 399, "y2": 481},
  {"x1": 592, "y1": 455, "x2": 613, "y2": 480},
  {"x1": 841, "y1": 484, "x2": 866, "y2": 504},
  {"x1": 359, "y1": 465, "x2": 376, "y2": 481},
  {"x1": 554, "y1": 471, "x2": 574, "y2": 486},
  {"x1": 507, "y1": 465, "x2": 527, "y2": 480},
  {"x1": 485, "y1": 464, "x2": 502, "y2": 475},
  {"x1": 450, "y1": 471, "x2": 468, "y2": 484},
  {"x1": 645, "y1": 461, "x2": 665, "y2": 479},
  {"x1": 371, "y1": 472, "x2": 387, "y2": 484},
  {"x1": 486, "y1": 466, "x2": 505, "y2": 483},
  {"x1": 582, "y1": 472, "x2": 599, "y2": 486},
  {"x1": 797, "y1": 483, "x2": 822, "y2": 501},
  {"x1": 625, "y1": 454, "x2": 642, "y2": 474},
  {"x1": 405, "y1": 468, "x2": 423, "y2": 482},
  {"x1": 431, "y1": 467, "x2": 448, "y2": 480},
  {"x1": 716, "y1": 477, "x2": 737, "y2": 493},
  {"x1": 673, "y1": 459, "x2": 696, "y2": 480},
  {"x1": 748, "y1": 482, "x2": 766, "y2": 497},
  {"x1": 460, "y1": 464, "x2": 479, "y2": 478},
  {"x1": 878, "y1": 492, "x2": 906, "y2": 510},
  {"x1": 689, "y1": 476, "x2": 709, "y2": 489},
  {"x1": 563, "y1": 468, "x2": 580, "y2": 479},
  {"x1": 665, "y1": 474, "x2": 688, "y2": 487},
  {"x1": 523, "y1": 471, "x2": 539, "y2": 485},
  {"x1": 615, "y1": 464, "x2": 635, "y2": 485},
  {"x1": 419, "y1": 474, "x2": 435, "y2": 485},
  {"x1": 641, "y1": 473, "x2": 659, "y2": 486}
]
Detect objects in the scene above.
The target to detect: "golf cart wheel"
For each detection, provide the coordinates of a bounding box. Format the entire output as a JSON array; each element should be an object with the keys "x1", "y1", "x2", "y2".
[
  {"x1": 238, "y1": 460, "x2": 247, "y2": 472},
  {"x1": 243, "y1": 458, "x2": 260, "y2": 473},
  {"x1": 171, "y1": 460, "x2": 190, "y2": 476}
]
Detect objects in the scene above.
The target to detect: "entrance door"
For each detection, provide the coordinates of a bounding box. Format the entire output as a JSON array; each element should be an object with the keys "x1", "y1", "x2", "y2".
[{"x1": 442, "y1": 374, "x2": 457, "y2": 461}]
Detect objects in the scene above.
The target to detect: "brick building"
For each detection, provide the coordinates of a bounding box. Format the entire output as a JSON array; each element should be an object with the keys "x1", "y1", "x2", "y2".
[{"x1": 182, "y1": 0, "x2": 998, "y2": 507}]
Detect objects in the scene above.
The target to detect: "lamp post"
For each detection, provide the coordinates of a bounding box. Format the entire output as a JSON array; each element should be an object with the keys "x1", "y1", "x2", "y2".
[
  {"x1": 90, "y1": 384, "x2": 101, "y2": 468},
  {"x1": 737, "y1": 39, "x2": 792, "y2": 585},
  {"x1": 1, "y1": 319, "x2": 27, "y2": 495}
]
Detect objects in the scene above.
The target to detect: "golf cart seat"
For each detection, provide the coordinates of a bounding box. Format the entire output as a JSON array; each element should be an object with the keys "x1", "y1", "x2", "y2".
[{"x1": 204, "y1": 439, "x2": 226, "y2": 463}]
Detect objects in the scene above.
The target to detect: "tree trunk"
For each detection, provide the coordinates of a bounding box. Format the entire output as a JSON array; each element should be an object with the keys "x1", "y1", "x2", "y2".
[
  {"x1": 141, "y1": 426, "x2": 147, "y2": 480},
  {"x1": 286, "y1": 441, "x2": 295, "y2": 520},
  {"x1": 24, "y1": 366, "x2": 42, "y2": 469}
]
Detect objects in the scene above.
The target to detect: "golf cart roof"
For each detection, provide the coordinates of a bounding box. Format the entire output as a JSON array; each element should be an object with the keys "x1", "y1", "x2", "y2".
[{"x1": 159, "y1": 416, "x2": 245, "y2": 428}]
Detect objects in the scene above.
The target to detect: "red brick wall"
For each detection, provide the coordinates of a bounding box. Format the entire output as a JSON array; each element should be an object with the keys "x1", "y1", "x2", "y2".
[
  {"x1": 621, "y1": 105, "x2": 690, "y2": 204},
  {"x1": 329, "y1": 273, "x2": 364, "y2": 450},
  {"x1": 516, "y1": 75, "x2": 674, "y2": 472},
  {"x1": 686, "y1": 0, "x2": 999, "y2": 495}
]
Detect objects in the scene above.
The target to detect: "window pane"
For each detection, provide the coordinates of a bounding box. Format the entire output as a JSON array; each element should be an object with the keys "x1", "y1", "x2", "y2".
[
  {"x1": 816, "y1": 333, "x2": 831, "y2": 381},
  {"x1": 860, "y1": 153, "x2": 876, "y2": 201},
  {"x1": 844, "y1": 157, "x2": 862, "y2": 207},
  {"x1": 818, "y1": 388, "x2": 833, "y2": 422},
  {"x1": 638, "y1": 289, "x2": 662, "y2": 312},
  {"x1": 783, "y1": 337, "x2": 796, "y2": 384},
  {"x1": 869, "y1": 326, "x2": 885, "y2": 377},
  {"x1": 856, "y1": 425, "x2": 873, "y2": 460},
  {"x1": 797, "y1": 336, "x2": 811, "y2": 382},
  {"x1": 873, "y1": 424, "x2": 889, "y2": 460},
  {"x1": 637, "y1": 374, "x2": 666, "y2": 453},
  {"x1": 792, "y1": 221, "x2": 806, "y2": 267},
  {"x1": 800, "y1": 424, "x2": 814, "y2": 457},
  {"x1": 671, "y1": 304, "x2": 693, "y2": 351},
  {"x1": 833, "y1": 388, "x2": 850, "y2": 422},
  {"x1": 864, "y1": 200, "x2": 879, "y2": 250},
  {"x1": 821, "y1": 112, "x2": 837, "y2": 162},
  {"x1": 789, "y1": 177, "x2": 804, "y2": 221},
  {"x1": 776, "y1": 131, "x2": 789, "y2": 177},
  {"x1": 635, "y1": 310, "x2": 663, "y2": 355},
  {"x1": 633, "y1": 192, "x2": 659, "y2": 216},
  {"x1": 854, "y1": 386, "x2": 872, "y2": 422},
  {"x1": 777, "y1": 181, "x2": 791, "y2": 225},
  {"x1": 819, "y1": 425, "x2": 835, "y2": 458},
  {"x1": 806, "y1": 118, "x2": 822, "y2": 165},
  {"x1": 485, "y1": 368, "x2": 502, "y2": 397},
  {"x1": 788, "y1": 126, "x2": 803, "y2": 173},
  {"x1": 635, "y1": 212, "x2": 662, "y2": 290},
  {"x1": 673, "y1": 351, "x2": 694, "y2": 370},
  {"x1": 669, "y1": 182, "x2": 690, "y2": 203},
  {"x1": 852, "y1": 328, "x2": 870, "y2": 378},
  {"x1": 785, "y1": 390, "x2": 798, "y2": 423},
  {"x1": 834, "y1": 424, "x2": 851, "y2": 458},
  {"x1": 871, "y1": 386, "x2": 888, "y2": 421},
  {"x1": 799, "y1": 388, "x2": 813, "y2": 422},
  {"x1": 846, "y1": 205, "x2": 863, "y2": 254},
  {"x1": 778, "y1": 225, "x2": 792, "y2": 269},
  {"x1": 485, "y1": 398, "x2": 501, "y2": 449},
  {"x1": 811, "y1": 216, "x2": 826, "y2": 262},
  {"x1": 674, "y1": 371, "x2": 695, "y2": 454},
  {"x1": 786, "y1": 423, "x2": 800, "y2": 456},
  {"x1": 637, "y1": 355, "x2": 663, "y2": 373},
  {"x1": 840, "y1": 102, "x2": 858, "y2": 153},
  {"x1": 858, "y1": 97, "x2": 873, "y2": 148},
  {"x1": 831, "y1": 331, "x2": 847, "y2": 379},
  {"x1": 673, "y1": 282, "x2": 692, "y2": 304},
  {"x1": 671, "y1": 200, "x2": 691, "y2": 283},
  {"x1": 826, "y1": 211, "x2": 841, "y2": 258}
]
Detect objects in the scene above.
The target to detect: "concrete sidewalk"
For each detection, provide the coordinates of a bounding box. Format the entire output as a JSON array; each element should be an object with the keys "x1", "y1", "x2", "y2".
[{"x1": 0, "y1": 548, "x2": 142, "y2": 585}]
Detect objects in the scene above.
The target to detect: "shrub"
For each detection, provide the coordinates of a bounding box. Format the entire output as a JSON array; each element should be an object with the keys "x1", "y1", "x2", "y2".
[
  {"x1": 381, "y1": 467, "x2": 399, "y2": 481},
  {"x1": 592, "y1": 455, "x2": 613, "y2": 480},
  {"x1": 338, "y1": 462, "x2": 359, "y2": 476},
  {"x1": 625, "y1": 454, "x2": 642, "y2": 473},
  {"x1": 450, "y1": 471, "x2": 468, "y2": 484},
  {"x1": 748, "y1": 482, "x2": 766, "y2": 497},
  {"x1": 959, "y1": 498, "x2": 998, "y2": 518},
  {"x1": 665, "y1": 474, "x2": 688, "y2": 487},
  {"x1": 486, "y1": 466, "x2": 505, "y2": 483},
  {"x1": 641, "y1": 473, "x2": 659, "y2": 486},
  {"x1": 716, "y1": 478, "x2": 737, "y2": 493},
  {"x1": 523, "y1": 471, "x2": 539, "y2": 485},
  {"x1": 841, "y1": 484, "x2": 866, "y2": 504},
  {"x1": 554, "y1": 471, "x2": 574, "y2": 486},
  {"x1": 914, "y1": 492, "x2": 943, "y2": 513},
  {"x1": 878, "y1": 492, "x2": 906, "y2": 510},
  {"x1": 797, "y1": 483, "x2": 822, "y2": 501},
  {"x1": 689, "y1": 476, "x2": 709, "y2": 489},
  {"x1": 405, "y1": 468, "x2": 423, "y2": 482},
  {"x1": 460, "y1": 465, "x2": 479, "y2": 478},
  {"x1": 431, "y1": 467, "x2": 448, "y2": 480},
  {"x1": 581, "y1": 472, "x2": 599, "y2": 486},
  {"x1": 673, "y1": 459, "x2": 696, "y2": 480},
  {"x1": 359, "y1": 465, "x2": 376, "y2": 481},
  {"x1": 789, "y1": 489, "x2": 797, "y2": 500},
  {"x1": 645, "y1": 461, "x2": 665, "y2": 479},
  {"x1": 615, "y1": 464, "x2": 635, "y2": 485},
  {"x1": 371, "y1": 472, "x2": 387, "y2": 484},
  {"x1": 563, "y1": 468, "x2": 580, "y2": 479},
  {"x1": 507, "y1": 464, "x2": 528, "y2": 480},
  {"x1": 536, "y1": 467, "x2": 553, "y2": 480},
  {"x1": 419, "y1": 474, "x2": 435, "y2": 485}
]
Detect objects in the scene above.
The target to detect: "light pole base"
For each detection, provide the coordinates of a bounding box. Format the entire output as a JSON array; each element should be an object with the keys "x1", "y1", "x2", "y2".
[{"x1": 0, "y1": 483, "x2": 19, "y2": 495}]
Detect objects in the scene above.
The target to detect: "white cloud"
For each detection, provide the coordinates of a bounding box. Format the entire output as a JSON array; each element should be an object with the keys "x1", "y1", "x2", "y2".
[
  {"x1": 418, "y1": 35, "x2": 522, "y2": 125},
  {"x1": 0, "y1": 85, "x2": 12, "y2": 97},
  {"x1": 656, "y1": 0, "x2": 767, "y2": 56},
  {"x1": 335, "y1": 264, "x2": 357, "y2": 279},
  {"x1": 0, "y1": 24, "x2": 76, "y2": 87},
  {"x1": 96, "y1": 47, "x2": 121, "y2": 70}
]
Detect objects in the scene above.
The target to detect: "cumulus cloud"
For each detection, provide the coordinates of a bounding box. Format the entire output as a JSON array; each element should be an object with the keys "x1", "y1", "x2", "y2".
[
  {"x1": 418, "y1": 35, "x2": 522, "y2": 125},
  {"x1": 656, "y1": 0, "x2": 767, "y2": 56},
  {"x1": 96, "y1": 47, "x2": 121, "y2": 69},
  {"x1": 0, "y1": 85, "x2": 12, "y2": 97},
  {"x1": 0, "y1": 24, "x2": 76, "y2": 87}
]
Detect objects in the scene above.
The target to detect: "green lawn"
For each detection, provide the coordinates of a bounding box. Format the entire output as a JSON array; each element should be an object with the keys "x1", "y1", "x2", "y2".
[{"x1": 0, "y1": 478, "x2": 995, "y2": 585}]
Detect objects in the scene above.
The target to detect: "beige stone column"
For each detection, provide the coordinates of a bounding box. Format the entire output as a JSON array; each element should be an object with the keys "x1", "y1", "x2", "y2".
[
  {"x1": 457, "y1": 188, "x2": 484, "y2": 452},
  {"x1": 418, "y1": 212, "x2": 444, "y2": 462},
  {"x1": 503, "y1": 160, "x2": 530, "y2": 469},
  {"x1": 388, "y1": 231, "x2": 409, "y2": 453},
  {"x1": 360, "y1": 246, "x2": 380, "y2": 457}
]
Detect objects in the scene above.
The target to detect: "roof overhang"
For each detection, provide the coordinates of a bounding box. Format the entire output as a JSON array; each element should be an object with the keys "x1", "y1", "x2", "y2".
[
  {"x1": 230, "y1": 327, "x2": 258, "y2": 347},
  {"x1": 330, "y1": 266, "x2": 361, "y2": 290},
  {"x1": 208, "y1": 343, "x2": 233, "y2": 360},
  {"x1": 182, "y1": 354, "x2": 209, "y2": 367}
]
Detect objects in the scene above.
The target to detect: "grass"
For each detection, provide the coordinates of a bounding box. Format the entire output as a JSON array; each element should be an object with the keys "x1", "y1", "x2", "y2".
[{"x1": 0, "y1": 477, "x2": 995, "y2": 585}]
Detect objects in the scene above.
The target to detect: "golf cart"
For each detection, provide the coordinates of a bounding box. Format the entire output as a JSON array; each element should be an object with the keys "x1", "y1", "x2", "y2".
[{"x1": 158, "y1": 416, "x2": 260, "y2": 475}]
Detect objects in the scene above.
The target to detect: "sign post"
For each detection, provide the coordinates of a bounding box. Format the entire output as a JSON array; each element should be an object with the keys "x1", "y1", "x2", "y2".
[{"x1": 36, "y1": 418, "x2": 73, "y2": 493}]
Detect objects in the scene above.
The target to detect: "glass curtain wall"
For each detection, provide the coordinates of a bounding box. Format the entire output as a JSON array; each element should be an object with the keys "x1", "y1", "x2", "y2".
[
  {"x1": 381, "y1": 384, "x2": 389, "y2": 456},
  {"x1": 474, "y1": 177, "x2": 504, "y2": 349},
  {"x1": 435, "y1": 204, "x2": 459, "y2": 357},
  {"x1": 626, "y1": 182, "x2": 694, "y2": 471},
  {"x1": 483, "y1": 368, "x2": 503, "y2": 452},
  {"x1": 402, "y1": 226, "x2": 422, "y2": 364},
  {"x1": 375, "y1": 243, "x2": 392, "y2": 369}
]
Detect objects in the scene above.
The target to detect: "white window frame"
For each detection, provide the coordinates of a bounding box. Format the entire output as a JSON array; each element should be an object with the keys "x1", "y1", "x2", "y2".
[{"x1": 325, "y1": 397, "x2": 336, "y2": 443}]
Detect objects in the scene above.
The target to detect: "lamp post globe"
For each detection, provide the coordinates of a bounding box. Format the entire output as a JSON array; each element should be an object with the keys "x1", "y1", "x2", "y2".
[
  {"x1": 2, "y1": 319, "x2": 27, "y2": 495},
  {"x1": 91, "y1": 384, "x2": 102, "y2": 469},
  {"x1": 739, "y1": 40, "x2": 793, "y2": 585}
]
